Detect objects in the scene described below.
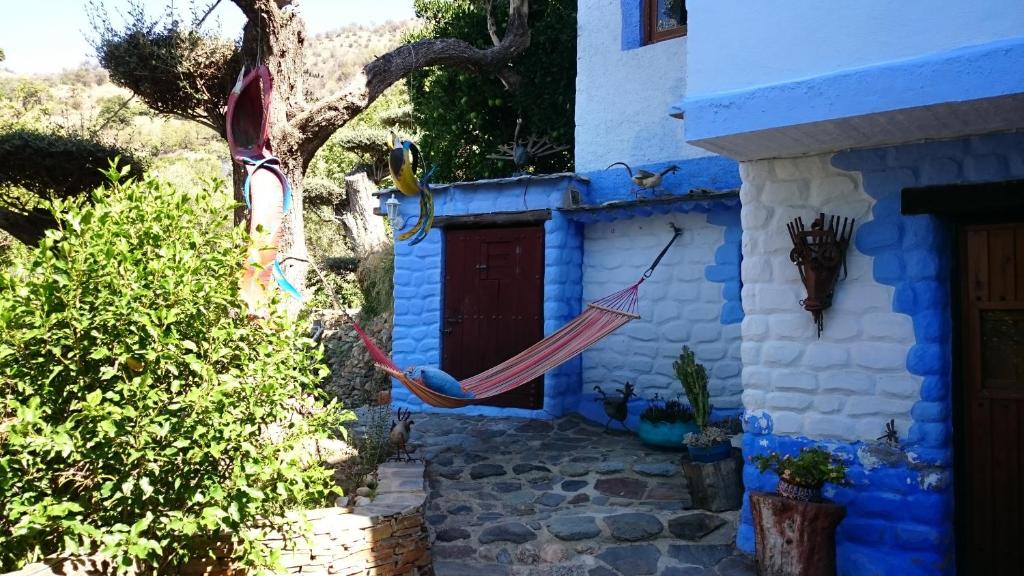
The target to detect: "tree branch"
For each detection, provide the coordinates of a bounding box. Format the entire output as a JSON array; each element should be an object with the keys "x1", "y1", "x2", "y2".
[
  {"x1": 0, "y1": 207, "x2": 56, "y2": 246},
  {"x1": 483, "y1": 0, "x2": 502, "y2": 47},
  {"x1": 195, "y1": 0, "x2": 223, "y2": 28},
  {"x1": 292, "y1": 0, "x2": 530, "y2": 162}
]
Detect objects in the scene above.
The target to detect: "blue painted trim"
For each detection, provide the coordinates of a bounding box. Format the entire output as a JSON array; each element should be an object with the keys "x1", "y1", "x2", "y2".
[
  {"x1": 577, "y1": 392, "x2": 743, "y2": 431},
  {"x1": 704, "y1": 206, "x2": 744, "y2": 325},
  {"x1": 620, "y1": 0, "x2": 642, "y2": 50},
  {"x1": 581, "y1": 156, "x2": 741, "y2": 206},
  {"x1": 680, "y1": 35, "x2": 1024, "y2": 143}
]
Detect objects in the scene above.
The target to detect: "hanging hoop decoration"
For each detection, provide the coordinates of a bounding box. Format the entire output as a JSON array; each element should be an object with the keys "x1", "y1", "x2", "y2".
[{"x1": 227, "y1": 64, "x2": 302, "y2": 316}]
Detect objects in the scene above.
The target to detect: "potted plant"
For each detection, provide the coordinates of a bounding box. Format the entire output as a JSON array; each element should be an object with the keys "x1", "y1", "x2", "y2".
[
  {"x1": 748, "y1": 447, "x2": 848, "y2": 576},
  {"x1": 674, "y1": 346, "x2": 731, "y2": 462},
  {"x1": 637, "y1": 394, "x2": 697, "y2": 449},
  {"x1": 750, "y1": 447, "x2": 848, "y2": 502},
  {"x1": 683, "y1": 425, "x2": 733, "y2": 463}
]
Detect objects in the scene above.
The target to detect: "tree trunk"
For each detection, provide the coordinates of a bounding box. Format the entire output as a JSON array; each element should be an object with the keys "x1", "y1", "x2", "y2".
[
  {"x1": 750, "y1": 492, "x2": 846, "y2": 576},
  {"x1": 338, "y1": 172, "x2": 388, "y2": 256}
]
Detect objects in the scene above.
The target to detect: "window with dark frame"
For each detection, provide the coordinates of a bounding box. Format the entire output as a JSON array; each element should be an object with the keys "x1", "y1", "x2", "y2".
[{"x1": 645, "y1": 0, "x2": 687, "y2": 44}]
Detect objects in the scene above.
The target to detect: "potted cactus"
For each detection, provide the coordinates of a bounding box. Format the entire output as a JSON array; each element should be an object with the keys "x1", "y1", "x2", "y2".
[
  {"x1": 637, "y1": 394, "x2": 697, "y2": 449},
  {"x1": 674, "y1": 346, "x2": 731, "y2": 462}
]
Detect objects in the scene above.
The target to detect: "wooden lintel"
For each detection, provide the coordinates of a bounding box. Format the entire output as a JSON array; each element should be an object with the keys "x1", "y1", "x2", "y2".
[{"x1": 434, "y1": 209, "x2": 552, "y2": 228}]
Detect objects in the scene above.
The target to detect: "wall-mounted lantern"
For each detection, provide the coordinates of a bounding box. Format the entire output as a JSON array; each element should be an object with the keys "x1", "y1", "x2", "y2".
[
  {"x1": 787, "y1": 213, "x2": 855, "y2": 337},
  {"x1": 385, "y1": 192, "x2": 405, "y2": 230}
]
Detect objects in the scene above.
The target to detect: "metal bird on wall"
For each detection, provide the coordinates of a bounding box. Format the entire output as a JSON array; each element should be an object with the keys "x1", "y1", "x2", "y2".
[
  {"x1": 487, "y1": 118, "x2": 569, "y2": 175},
  {"x1": 607, "y1": 162, "x2": 679, "y2": 196},
  {"x1": 388, "y1": 133, "x2": 436, "y2": 245}
]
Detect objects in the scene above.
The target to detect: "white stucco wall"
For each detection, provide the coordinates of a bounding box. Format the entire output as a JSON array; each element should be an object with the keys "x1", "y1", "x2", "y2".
[
  {"x1": 687, "y1": 0, "x2": 1024, "y2": 96},
  {"x1": 582, "y1": 213, "x2": 742, "y2": 408},
  {"x1": 740, "y1": 155, "x2": 918, "y2": 441},
  {"x1": 575, "y1": 0, "x2": 713, "y2": 171}
]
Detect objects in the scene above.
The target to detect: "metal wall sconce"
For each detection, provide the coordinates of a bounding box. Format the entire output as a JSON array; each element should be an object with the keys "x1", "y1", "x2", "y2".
[{"x1": 787, "y1": 213, "x2": 855, "y2": 337}]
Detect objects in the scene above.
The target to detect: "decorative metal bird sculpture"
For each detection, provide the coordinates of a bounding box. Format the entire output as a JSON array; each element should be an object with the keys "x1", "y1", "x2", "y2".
[
  {"x1": 487, "y1": 118, "x2": 569, "y2": 175},
  {"x1": 388, "y1": 133, "x2": 435, "y2": 245},
  {"x1": 607, "y1": 162, "x2": 679, "y2": 196},
  {"x1": 594, "y1": 382, "x2": 637, "y2": 432},
  {"x1": 389, "y1": 407, "x2": 416, "y2": 461}
]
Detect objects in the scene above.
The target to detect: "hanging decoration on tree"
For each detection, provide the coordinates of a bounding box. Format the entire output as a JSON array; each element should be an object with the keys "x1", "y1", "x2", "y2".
[
  {"x1": 226, "y1": 65, "x2": 302, "y2": 317},
  {"x1": 387, "y1": 133, "x2": 436, "y2": 245},
  {"x1": 487, "y1": 117, "x2": 569, "y2": 175},
  {"x1": 787, "y1": 213, "x2": 855, "y2": 337}
]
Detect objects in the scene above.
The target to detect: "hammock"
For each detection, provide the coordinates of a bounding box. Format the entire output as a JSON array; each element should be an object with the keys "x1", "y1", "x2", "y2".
[{"x1": 355, "y1": 223, "x2": 682, "y2": 409}]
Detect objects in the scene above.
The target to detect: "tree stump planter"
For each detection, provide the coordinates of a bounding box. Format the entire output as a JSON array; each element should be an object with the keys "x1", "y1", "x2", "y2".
[
  {"x1": 681, "y1": 449, "x2": 744, "y2": 511},
  {"x1": 749, "y1": 492, "x2": 846, "y2": 576}
]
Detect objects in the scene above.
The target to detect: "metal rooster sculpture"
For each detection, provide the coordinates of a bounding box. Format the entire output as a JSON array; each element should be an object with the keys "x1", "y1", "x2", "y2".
[
  {"x1": 594, "y1": 382, "x2": 637, "y2": 432},
  {"x1": 388, "y1": 133, "x2": 436, "y2": 246},
  {"x1": 487, "y1": 118, "x2": 569, "y2": 175}
]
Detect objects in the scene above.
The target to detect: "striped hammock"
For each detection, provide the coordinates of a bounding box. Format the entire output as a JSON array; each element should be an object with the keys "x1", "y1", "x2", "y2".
[
  {"x1": 354, "y1": 282, "x2": 642, "y2": 409},
  {"x1": 353, "y1": 223, "x2": 681, "y2": 409}
]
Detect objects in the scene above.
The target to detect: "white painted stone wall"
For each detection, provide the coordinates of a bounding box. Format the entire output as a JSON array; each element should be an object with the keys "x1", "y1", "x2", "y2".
[
  {"x1": 582, "y1": 213, "x2": 742, "y2": 408},
  {"x1": 740, "y1": 155, "x2": 918, "y2": 441},
  {"x1": 575, "y1": 0, "x2": 714, "y2": 171}
]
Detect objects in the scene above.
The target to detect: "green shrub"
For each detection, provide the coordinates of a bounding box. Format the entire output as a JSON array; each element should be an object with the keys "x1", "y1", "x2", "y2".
[
  {"x1": 673, "y1": 346, "x2": 711, "y2": 429},
  {"x1": 751, "y1": 447, "x2": 849, "y2": 489},
  {"x1": 356, "y1": 245, "x2": 394, "y2": 317},
  {"x1": 0, "y1": 168, "x2": 345, "y2": 573}
]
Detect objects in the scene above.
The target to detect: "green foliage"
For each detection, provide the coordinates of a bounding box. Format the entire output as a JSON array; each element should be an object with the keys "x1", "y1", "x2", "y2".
[
  {"x1": 90, "y1": 1, "x2": 241, "y2": 128},
  {"x1": 308, "y1": 85, "x2": 416, "y2": 186},
  {"x1": 673, "y1": 346, "x2": 711, "y2": 429},
  {"x1": 0, "y1": 129, "x2": 147, "y2": 201},
  {"x1": 406, "y1": 0, "x2": 576, "y2": 182},
  {"x1": 640, "y1": 394, "x2": 694, "y2": 424},
  {"x1": 0, "y1": 169, "x2": 345, "y2": 573},
  {"x1": 751, "y1": 448, "x2": 849, "y2": 489},
  {"x1": 356, "y1": 245, "x2": 395, "y2": 317}
]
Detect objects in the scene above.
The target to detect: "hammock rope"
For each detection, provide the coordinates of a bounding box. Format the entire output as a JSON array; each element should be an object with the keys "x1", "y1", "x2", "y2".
[{"x1": 354, "y1": 223, "x2": 682, "y2": 409}]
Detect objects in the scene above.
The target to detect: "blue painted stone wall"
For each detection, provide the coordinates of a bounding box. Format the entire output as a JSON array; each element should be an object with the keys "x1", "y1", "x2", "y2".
[
  {"x1": 739, "y1": 131, "x2": 1024, "y2": 576},
  {"x1": 388, "y1": 175, "x2": 587, "y2": 419}
]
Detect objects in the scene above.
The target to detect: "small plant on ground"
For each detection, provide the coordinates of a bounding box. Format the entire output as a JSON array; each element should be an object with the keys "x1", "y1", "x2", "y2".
[
  {"x1": 0, "y1": 166, "x2": 346, "y2": 574},
  {"x1": 673, "y1": 345, "x2": 711, "y2": 429},
  {"x1": 751, "y1": 447, "x2": 849, "y2": 489},
  {"x1": 640, "y1": 394, "x2": 694, "y2": 424}
]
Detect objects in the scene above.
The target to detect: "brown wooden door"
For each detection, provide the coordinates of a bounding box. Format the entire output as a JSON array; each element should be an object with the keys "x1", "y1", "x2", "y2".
[
  {"x1": 961, "y1": 223, "x2": 1024, "y2": 574},
  {"x1": 443, "y1": 226, "x2": 544, "y2": 409}
]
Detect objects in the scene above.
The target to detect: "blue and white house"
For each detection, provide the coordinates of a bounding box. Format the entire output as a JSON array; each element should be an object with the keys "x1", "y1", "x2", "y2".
[{"x1": 383, "y1": 1, "x2": 1024, "y2": 574}]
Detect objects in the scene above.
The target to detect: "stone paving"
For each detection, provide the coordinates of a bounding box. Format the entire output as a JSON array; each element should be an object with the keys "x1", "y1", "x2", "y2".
[{"x1": 406, "y1": 412, "x2": 755, "y2": 576}]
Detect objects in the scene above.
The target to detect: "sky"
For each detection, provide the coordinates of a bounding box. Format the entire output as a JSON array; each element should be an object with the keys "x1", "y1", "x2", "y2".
[{"x1": 0, "y1": 0, "x2": 417, "y2": 75}]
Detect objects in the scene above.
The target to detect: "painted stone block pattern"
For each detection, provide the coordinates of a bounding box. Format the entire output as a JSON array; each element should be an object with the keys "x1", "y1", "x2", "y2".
[{"x1": 582, "y1": 212, "x2": 742, "y2": 408}]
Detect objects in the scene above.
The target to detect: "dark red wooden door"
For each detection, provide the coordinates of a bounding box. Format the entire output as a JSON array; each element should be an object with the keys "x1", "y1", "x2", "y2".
[
  {"x1": 443, "y1": 226, "x2": 544, "y2": 409},
  {"x1": 961, "y1": 223, "x2": 1024, "y2": 574}
]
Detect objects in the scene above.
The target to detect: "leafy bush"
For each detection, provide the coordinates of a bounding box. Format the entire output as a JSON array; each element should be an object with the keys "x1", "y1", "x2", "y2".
[
  {"x1": 0, "y1": 129, "x2": 147, "y2": 201},
  {"x1": 356, "y1": 244, "x2": 395, "y2": 317},
  {"x1": 0, "y1": 168, "x2": 344, "y2": 573},
  {"x1": 751, "y1": 448, "x2": 849, "y2": 489},
  {"x1": 407, "y1": 0, "x2": 576, "y2": 181},
  {"x1": 639, "y1": 394, "x2": 693, "y2": 424}
]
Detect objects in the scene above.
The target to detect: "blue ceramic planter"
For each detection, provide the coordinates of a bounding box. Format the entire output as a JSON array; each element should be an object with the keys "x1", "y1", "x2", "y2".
[
  {"x1": 688, "y1": 441, "x2": 732, "y2": 463},
  {"x1": 637, "y1": 419, "x2": 699, "y2": 449}
]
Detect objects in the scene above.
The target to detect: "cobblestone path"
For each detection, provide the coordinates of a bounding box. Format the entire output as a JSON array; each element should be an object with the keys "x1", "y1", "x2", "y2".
[{"x1": 407, "y1": 413, "x2": 755, "y2": 576}]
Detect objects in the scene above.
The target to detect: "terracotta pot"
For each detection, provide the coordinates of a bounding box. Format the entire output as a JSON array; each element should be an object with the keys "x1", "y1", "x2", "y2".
[
  {"x1": 377, "y1": 389, "x2": 392, "y2": 406},
  {"x1": 777, "y1": 479, "x2": 821, "y2": 502},
  {"x1": 750, "y1": 492, "x2": 846, "y2": 576}
]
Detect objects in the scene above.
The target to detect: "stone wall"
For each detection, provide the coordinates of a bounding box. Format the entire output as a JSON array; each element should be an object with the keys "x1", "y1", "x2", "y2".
[
  {"x1": 321, "y1": 312, "x2": 392, "y2": 407},
  {"x1": 4, "y1": 463, "x2": 432, "y2": 576},
  {"x1": 581, "y1": 211, "x2": 742, "y2": 408},
  {"x1": 738, "y1": 132, "x2": 1024, "y2": 575}
]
